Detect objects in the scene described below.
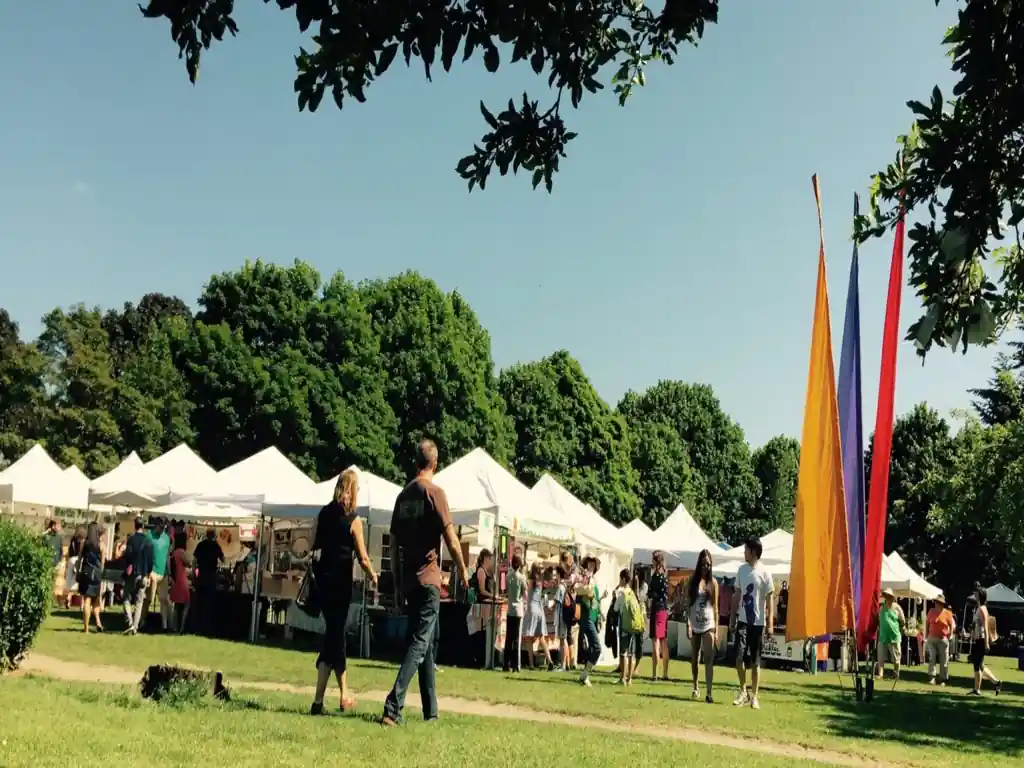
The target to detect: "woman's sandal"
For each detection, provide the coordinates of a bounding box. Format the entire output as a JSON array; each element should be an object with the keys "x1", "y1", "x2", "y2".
[{"x1": 340, "y1": 696, "x2": 357, "y2": 713}]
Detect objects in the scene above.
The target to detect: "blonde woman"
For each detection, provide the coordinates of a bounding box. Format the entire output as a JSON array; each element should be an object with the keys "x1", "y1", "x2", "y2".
[{"x1": 310, "y1": 469, "x2": 378, "y2": 715}]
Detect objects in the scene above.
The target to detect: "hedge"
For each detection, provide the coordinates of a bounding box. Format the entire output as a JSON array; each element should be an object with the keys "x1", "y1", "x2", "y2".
[{"x1": 0, "y1": 518, "x2": 52, "y2": 673}]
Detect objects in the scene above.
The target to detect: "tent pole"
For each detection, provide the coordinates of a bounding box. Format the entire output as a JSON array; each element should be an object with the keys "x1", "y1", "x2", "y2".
[{"x1": 249, "y1": 510, "x2": 265, "y2": 644}]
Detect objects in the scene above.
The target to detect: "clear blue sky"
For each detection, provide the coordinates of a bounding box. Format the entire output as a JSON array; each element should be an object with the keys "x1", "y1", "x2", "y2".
[{"x1": 0, "y1": 1, "x2": 999, "y2": 447}]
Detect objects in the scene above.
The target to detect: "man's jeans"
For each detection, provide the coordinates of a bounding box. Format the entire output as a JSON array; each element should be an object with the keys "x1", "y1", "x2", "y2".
[{"x1": 384, "y1": 584, "x2": 440, "y2": 722}]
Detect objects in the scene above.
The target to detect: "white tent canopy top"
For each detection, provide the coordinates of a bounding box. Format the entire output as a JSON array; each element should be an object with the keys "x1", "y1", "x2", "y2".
[
  {"x1": 725, "y1": 528, "x2": 794, "y2": 562},
  {"x1": 89, "y1": 451, "x2": 169, "y2": 509},
  {"x1": 143, "y1": 443, "x2": 218, "y2": 503},
  {"x1": 434, "y1": 448, "x2": 573, "y2": 543},
  {"x1": 263, "y1": 465, "x2": 403, "y2": 524},
  {"x1": 186, "y1": 446, "x2": 317, "y2": 508},
  {"x1": 530, "y1": 474, "x2": 628, "y2": 554},
  {"x1": 619, "y1": 518, "x2": 658, "y2": 550},
  {"x1": 986, "y1": 582, "x2": 1024, "y2": 606},
  {"x1": 149, "y1": 498, "x2": 261, "y2": 525},
  {"x1": 0, "y1": 443, "x2": 89, "y2": 510},
  {"x1": 885, "y1": 552, "x2": 942, "y2": 601},
  {"x1": 654, "y1": 503, "x2": 721, "y2": 554}
]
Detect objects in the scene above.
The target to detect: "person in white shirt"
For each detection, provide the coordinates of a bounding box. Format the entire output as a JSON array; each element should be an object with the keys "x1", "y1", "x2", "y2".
[{"x1": 730, "y1": 537, "x2": 774, "y2": 710}]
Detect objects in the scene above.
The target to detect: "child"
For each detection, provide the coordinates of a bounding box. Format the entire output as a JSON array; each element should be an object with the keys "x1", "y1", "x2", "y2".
[{"x1": 614, "y1": 568, "x2": 646, "y2": 686}]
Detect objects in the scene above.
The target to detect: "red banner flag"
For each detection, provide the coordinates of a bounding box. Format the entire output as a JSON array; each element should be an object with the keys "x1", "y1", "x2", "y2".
[{"x1": 856, "y1": 211, "x2": 905, "y2": 651}]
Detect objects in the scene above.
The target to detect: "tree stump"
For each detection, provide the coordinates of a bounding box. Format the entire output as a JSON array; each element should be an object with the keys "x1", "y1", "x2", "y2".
[{"x1": 139, "y1": 665, "x2": 230, "y2": 702}]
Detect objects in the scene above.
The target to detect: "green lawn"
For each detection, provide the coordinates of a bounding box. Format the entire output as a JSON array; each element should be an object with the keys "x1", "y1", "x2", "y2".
[
  {"x1": 29, "y1": 611, "x2": 1024, "y2": 767},
  {"x1": 0, "y1": 676, "x2": 813, "y2": 768}
]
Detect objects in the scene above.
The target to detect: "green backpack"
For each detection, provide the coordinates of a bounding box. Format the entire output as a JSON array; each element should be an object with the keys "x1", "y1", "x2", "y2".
[{"x1": 623, "y1": 587, "x2": 646, "y2": 633}]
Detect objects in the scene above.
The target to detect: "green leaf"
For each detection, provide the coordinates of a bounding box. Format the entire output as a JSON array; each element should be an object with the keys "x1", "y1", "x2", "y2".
[
  {"x1": 480, "y1": 101, "x2": 498, "y2": 129},
  {"x1": 484, "y1": 45, "x2": 499, "y2": 73},
  {"x1": 377, "y1": 43, "x2": 399, "y2": 75}
]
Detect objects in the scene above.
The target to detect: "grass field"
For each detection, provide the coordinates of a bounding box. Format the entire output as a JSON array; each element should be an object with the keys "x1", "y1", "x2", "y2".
[
  {"x1": 0, "y1": 676, "x2": 817, "y2": 768},
  {"x1": 19, "y1": 611, "x2": 1024, "y2": 767}
]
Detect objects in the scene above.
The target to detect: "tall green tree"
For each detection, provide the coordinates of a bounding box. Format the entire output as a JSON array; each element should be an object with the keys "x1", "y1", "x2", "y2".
[
  {"x1": 751, "y1": 435, "x2": 800, "y2": 533},
  {"x1": 498, "y1": 351, "x2": 641, "y2": 526},
  {"x1": 618, "y1": 381, "x2": 758, "y2": 542},
  {"x1": 102, "y1": 293, "x2": 192, "y2": 376},
  {"x1": 0, "y1": 310, "x2": 49, "y2": 466},
  {"x1": 929, "y1": 418, "x2": 1023, "y2": 606},
  {"x1": 112, "y1": 316, "x2": 196, "y2": 461},
  {"x1": 866, "y1": 403, "x2": 956, "y2": 580},
  {"x1": 970, "y1": 360, "x2": 1024, "y2": 426},
  {"x1": 37, "y1": 306, "x2": 123, "y2": 475},
  {"x1": 138, "y1": 0, "x2": 720, "y2": 192},
  {"x1": 360, "y1": 272, "x2": 512, "y2": 474},
  {"x1": 181, "y1": 262, "x2": 397, "y2": 479},
  {"x1": 626, "y1": 419, "x2": 704, "y2": 530}
]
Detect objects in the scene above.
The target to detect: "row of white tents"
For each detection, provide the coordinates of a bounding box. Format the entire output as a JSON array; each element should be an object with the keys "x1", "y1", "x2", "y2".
[{"x1": 0, "y1": 441, "x2": 978, "y2": 603}]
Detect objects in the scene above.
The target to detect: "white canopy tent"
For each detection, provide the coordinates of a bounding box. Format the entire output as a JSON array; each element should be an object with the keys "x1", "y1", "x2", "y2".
[
  {"x1": 184, "y1": 446, "x2": 318, "y2": 508},
  {"x1": 434, "y1": 448, "x2": 573, "y2": 543},
  {"x1": 0, "y1": 444, "x2": 89, "y2": 510},
  {"x1": 89, "y1": 451, "x2": 169, "y2": 509},
  {"x1": 148, "y1": 499, "x2": 261, "y2": 525},
  {"x1": 885, "y1": 552, "x2": 942, "y2": 600},
  {"x1": 986, "y1": 583, "x2": 1024, "y2": 606},
  {"x1": 263, "y1": 465, "x2": 403, "y2": 525},
  {"x1": 143, "y1": 444, "x2": 218, "y2": 503},
  {"x1": 530, "y1": 474, "x2": 628, "y2": 554},
  {"x1": 655, "y1": 503, "x2": 721, "y2": 553},
  {"x1": 619, "y1": 518, "x2": 659, "y2": 549}
]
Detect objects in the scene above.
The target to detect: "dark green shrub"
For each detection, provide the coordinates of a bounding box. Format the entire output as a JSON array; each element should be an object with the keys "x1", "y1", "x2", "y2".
[{"x1": 0, "y1": 518, "x2": 52, "y2": 673}]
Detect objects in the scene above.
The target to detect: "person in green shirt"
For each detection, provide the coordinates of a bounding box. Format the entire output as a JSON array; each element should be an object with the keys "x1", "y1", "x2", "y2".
[
  {"x1": 144, "y1": 519, "x2": 173, "y2": 631},
  {"x1": 875, "y1": 588, "x2": 907, "y2": 680},
  {"x1": 577, "y1": 556, "x2": 603, "y2": 687}
]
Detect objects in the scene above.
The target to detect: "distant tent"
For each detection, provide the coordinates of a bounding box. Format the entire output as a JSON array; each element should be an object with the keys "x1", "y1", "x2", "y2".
[{"x1": 986, "y1": 583, "x2": 1024, "y2": 607}]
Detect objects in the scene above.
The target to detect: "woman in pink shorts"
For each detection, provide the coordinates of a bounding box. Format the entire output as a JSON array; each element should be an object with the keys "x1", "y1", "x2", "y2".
[{"x1": 649, "y1": 550, "x2": 670, "y2": 680}]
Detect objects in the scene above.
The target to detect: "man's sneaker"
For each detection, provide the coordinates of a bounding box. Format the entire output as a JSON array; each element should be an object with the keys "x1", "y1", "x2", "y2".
[
  {"x1": 750, "y1": 696, "x2": 761, "y2": 710},
  {"x1": 580, "y1": 676, "x2": 592, "y2": 688},
  {"x1": 691, "y1": 687, "x2": 700, "y2": 700},
  {"x1": 705, "y1": 694, "x2": 714, "y2": 704},
  {"x1": 733, "y1": 690, "x2": 749, "y2": 707},
  {"x1": 928, "y1": 677, "x2": 937, "y2": 685}
]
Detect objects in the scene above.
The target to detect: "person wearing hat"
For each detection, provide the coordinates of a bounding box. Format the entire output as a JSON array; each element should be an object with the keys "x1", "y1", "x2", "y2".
[
  {"x1": 875, "y1": 588, "x2": 907, "y2": 680},
  {"x1": 925, "y1": 593, "x2": 956, "y2": 685}
]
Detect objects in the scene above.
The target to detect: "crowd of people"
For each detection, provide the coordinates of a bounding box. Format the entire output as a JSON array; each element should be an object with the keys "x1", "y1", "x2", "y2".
[
  {"x1": 39, "y1": 437, "x2": 1007, "y2": 728},
  {"x1": 44, "y1": 513, "x2": 226, "y2": 636},
  {"x1": 303, "y1": 437, "x2": 781, "y2": 724}
]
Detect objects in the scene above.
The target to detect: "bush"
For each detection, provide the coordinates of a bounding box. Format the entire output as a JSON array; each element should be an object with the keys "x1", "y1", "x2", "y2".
[{"x1": 0, "y1": 518, "x2": 52, "y2": 673}]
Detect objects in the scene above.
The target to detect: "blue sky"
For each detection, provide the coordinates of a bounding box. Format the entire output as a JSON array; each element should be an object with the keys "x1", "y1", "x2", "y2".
[{"x1": 0, "y1": 1, "x2": 999, "y2": 447}]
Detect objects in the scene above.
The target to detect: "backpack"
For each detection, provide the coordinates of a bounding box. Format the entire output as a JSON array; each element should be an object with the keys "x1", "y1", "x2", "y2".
[{"x1": 623, "y1": 587, "x2": 646, "y2": 634}]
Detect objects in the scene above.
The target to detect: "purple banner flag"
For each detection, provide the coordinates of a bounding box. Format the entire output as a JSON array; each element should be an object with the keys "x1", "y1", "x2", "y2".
[{"x1": 838, "y1": 193, "x2": 866, "y2": 626}]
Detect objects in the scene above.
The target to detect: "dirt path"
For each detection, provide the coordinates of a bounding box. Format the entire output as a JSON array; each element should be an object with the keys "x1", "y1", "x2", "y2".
[{"x1": 18, "y1": 654, "x2": 894, "y2": 767}]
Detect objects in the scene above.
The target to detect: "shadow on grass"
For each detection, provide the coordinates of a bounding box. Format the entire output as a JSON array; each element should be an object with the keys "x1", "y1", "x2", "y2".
[{"x1": 804, "y1": 686, "x2": 1024, "y2": 760}]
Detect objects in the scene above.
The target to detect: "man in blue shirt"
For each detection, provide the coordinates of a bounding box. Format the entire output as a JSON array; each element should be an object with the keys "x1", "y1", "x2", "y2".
[{"x1": 123, "y1": 517, "x2": 154, "y2": 635}]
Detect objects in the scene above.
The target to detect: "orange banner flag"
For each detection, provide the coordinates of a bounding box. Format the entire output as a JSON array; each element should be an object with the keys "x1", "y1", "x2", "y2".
[{"x1": 787, "y1": 176, "x2": 856, "y2": 642}]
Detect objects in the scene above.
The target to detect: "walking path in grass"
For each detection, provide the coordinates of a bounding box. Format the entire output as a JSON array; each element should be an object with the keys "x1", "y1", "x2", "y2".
[{"x1": 18, "y1": 654, "x2": 897, "y2": 767}]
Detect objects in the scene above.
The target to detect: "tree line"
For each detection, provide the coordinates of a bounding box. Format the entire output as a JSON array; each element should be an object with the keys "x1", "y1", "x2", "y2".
[
  {"x1": 0, "y1": 259, "x2": 1021, "y2": 605},
  {"x1": 0, "y1": 261, "x2": 797, "y2": 545}
]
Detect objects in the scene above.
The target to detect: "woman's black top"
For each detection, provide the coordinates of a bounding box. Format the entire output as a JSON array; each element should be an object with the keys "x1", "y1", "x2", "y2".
[
  {"x1": 68, "y1": 537, "x2": 83, "y2": 559},
  {"x1": 313, "y1": 502, "x2": 355, "y2": 587},
  {"x1": 80, "y1": 541, "x2": 102, "y2": 582},
  {"x1": 649, "y1": 570, "x2": 669, "y2": 611},
  {"x1": 476, "y1": 567, "x2": 495, "y2": 600}
]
